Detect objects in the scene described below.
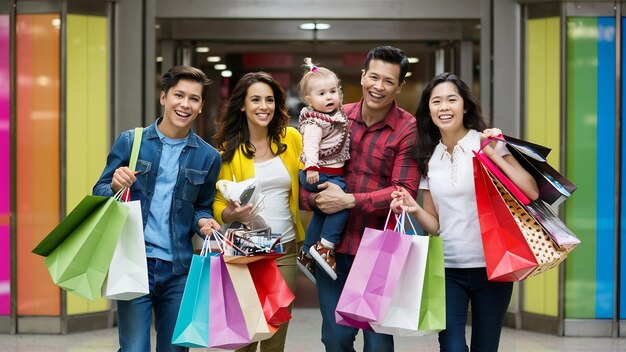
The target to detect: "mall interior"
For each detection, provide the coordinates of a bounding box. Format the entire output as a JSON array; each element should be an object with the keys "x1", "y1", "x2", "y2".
[{"x1": 1, "y1": 0, "x2": 626, "y2": 347}]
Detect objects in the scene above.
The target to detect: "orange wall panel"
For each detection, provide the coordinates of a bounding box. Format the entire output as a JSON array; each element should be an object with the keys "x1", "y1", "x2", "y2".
[{"x1": 16, "y1": 14, "x2": 61, "y2": 316}]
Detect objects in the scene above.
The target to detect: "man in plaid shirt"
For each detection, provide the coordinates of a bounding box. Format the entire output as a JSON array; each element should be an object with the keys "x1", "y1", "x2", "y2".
[{"x1": 301, "y1": 46, "x2": 420, "y2": 351}]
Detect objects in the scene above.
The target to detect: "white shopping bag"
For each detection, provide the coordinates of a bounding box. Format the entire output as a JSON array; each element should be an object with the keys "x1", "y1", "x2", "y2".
[
  {"x1": 103, "y1": 200, "x2": 149, "y2": 300},
  {"x1": 370, "y1": 234, "x2": 430, "y2": 336}
]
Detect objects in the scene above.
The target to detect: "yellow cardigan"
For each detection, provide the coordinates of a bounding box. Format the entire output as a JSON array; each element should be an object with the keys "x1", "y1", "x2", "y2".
[{"x1": 213, "y1": 126, "x2": 305, "y2": 243}]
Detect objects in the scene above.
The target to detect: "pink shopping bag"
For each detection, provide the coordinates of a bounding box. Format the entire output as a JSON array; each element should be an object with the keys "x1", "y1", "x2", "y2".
[
  {"x1": 335, "y1": 225, "x2": 413, "y2": 327},
  {"x1": 208, "y1": 254, "x2": 251, "y2": 349}
]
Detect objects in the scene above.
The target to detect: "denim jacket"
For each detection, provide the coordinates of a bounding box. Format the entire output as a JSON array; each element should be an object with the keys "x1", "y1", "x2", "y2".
[{"x1": 93, "y1": 118, "x2": 222, "y2": 274}]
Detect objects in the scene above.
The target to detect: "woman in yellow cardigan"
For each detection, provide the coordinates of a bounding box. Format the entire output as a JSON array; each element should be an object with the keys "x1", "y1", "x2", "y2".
[{"x1": 212, "y1": 71, "x2": 304, "y2": 352}]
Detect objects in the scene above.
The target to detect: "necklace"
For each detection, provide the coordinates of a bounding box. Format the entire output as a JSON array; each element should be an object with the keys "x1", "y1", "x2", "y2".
[{"x1": 251, "y1": 141, "x2": 271, "y2": 159}]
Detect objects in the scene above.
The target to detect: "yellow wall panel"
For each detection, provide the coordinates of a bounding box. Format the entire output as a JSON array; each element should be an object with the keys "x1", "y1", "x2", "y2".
[
  {"x1": 523, "y1": 17, "x2": 561, "y2": 317},
  {"x1": 545, "y1": 17, "x2": 562, "y2": 167},
  {"x1": 87, "y1": 16, "x2": 109, "y2": 181},
  {"x1": 66, "y1": 14, "x2": 110, "y2": 315}
]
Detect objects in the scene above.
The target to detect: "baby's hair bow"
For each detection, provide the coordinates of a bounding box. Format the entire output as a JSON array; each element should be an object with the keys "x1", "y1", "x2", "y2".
[{"x1": 304, "y1": 57, "x2": 318, "y2": 72}]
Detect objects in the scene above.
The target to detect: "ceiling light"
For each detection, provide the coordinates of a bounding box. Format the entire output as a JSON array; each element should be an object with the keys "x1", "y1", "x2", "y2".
[
  {"x1": 408, "y1": 57, "x2": 419, "y2": 63},
  {"x1": 299, "y1": 23, "x2": 316, "y2": 30},
  {"x1": 156, "y1": 56, "x2": 163, "y2": 62},
  {"x1": 214, "y1": 64, "x2": 227, "y2": 70},
  {"x1": 207, "y1": 56, "x2": 221, "y2": 62},
  {"x1": 196, "y1": 47, "x2": 210, "y2": 53},
  {"x1": 298, "y1": 22, "x2": 332, "y2": 30},
  {"x1": 315, "y1": 23, "x2": 331, "y2": 30},
  {"x1": 221, "y1": 70, "x2": 233, "y2": 78}
]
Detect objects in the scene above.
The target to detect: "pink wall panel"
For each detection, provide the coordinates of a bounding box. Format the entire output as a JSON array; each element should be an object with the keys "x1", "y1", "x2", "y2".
[{"x1": 0, "y1": 15, "x2": 10, "y2": 316}]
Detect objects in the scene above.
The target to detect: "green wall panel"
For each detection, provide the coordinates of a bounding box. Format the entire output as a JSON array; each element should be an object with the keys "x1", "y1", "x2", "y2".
[{"x1": 565, "y1": 17, "x2": 598, "y2": 319}]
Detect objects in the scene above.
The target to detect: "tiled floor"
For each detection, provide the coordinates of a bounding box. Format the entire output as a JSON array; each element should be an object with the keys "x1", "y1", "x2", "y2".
[
  {"x1": 1, "y1": 278, "x2": 624, "y2": 351},
  {"x1": 0, "y1": 307, "x2": 625, "y2": 352}
]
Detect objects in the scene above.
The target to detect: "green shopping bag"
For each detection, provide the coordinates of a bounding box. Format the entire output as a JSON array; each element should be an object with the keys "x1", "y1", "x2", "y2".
[
  {"x1": 418, "y1": 235, "x2": 446, "y2": 333},
  {"x1": 32, "y1": 196, "x2": 129, "y2": 300}
]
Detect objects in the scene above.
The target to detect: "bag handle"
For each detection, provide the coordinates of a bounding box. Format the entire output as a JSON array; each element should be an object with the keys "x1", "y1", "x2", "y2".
[
  {"x1": 129, "y1": 127, "x2": 143, "y2": 172},
  {"x1": 199, "y1": 233, "x2": 211, "y2": 256},
  {"x1": 383, "y1": 208, "x2": 394, "y2": 229},
  {"x1": 119, "y1": 128, "x2": 143, "y2": 202},
  {"x1": 395, "y1": 209, "x2": 419, "y2": 236},
  {"x1": 477, "y1": 134, "x2": 505, "y2": 153}
]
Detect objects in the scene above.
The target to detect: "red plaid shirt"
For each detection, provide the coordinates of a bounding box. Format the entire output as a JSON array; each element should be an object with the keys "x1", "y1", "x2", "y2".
[{"x1": 301, "y1": 100, "x2": 420, "y2": 255}]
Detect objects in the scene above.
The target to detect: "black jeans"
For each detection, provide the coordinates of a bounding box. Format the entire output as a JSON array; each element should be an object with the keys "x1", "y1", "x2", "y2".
[{"x1": 438, "y1": 267, "x2": 513, "y2": 352}]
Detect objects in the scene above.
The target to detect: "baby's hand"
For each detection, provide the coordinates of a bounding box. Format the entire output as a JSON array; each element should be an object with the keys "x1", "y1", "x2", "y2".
[{"x1": 306, "y1": 170, "x2": 319, "y2": 185}]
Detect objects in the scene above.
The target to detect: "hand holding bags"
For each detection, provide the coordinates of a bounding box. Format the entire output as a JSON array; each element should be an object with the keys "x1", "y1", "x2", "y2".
[
  {"x1": 172, "y1": 236, "x2": 251, "y2": 349},
  {"x1": 102, "y1": 199, "x2": 148, "y2": 300},
  {"x1": 32, "y1": 127, "x2": 147, "y2": 301},
  {"x1": 103, "y1": 127, "x2": 149, "y2": 300},
  {"x1": 473, "y1": 137, "x2": 531, "y2": 205},
  {"x1": 208, "y1": 254, "x2": 250, "y2": 349},
  {"x1": 370, "y1": 212, "x2": 446, "y2": 336},
  {"x1": 474, "y1": 155, "x2": 569, "y2": 281},
  {"x1": 335, "y1": 210, "x2": 413, "y2": 327},
  {"x1": 480, "y1": 135, "x2": 580, "y2": 249},
  {"x1": 473, "y1": 156, "x2": 538, "y2": 281},
  {"x1": 171, "y1": 242, "x2": 213, "y2": 348},
  {"x1": 32, "y1": 196, "x2": 129, "y2": 300},
  {"x1": 172, "y1": 231, "x2": 289, "y2": 348}
]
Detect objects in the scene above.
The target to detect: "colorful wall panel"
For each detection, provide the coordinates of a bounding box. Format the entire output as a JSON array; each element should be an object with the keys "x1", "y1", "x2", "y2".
[
  {"x1": 619, "y1": 15, "x2": 626, "y2": 319},
  {"x1": 16, "y1": 14, "x2": 61, "y2": 316},
  {"x1": 65, "y1": 14, "x2": 109, "y2": 315},
  {"x1": 565, "y1": 17, "x2": 616, "y2": 319},
  {"x1": 0, "y1": 14, "x2": 10, "y2": 316},
  {"x1": 523, "y1": 17, "x2": 561, "y2": 317}
]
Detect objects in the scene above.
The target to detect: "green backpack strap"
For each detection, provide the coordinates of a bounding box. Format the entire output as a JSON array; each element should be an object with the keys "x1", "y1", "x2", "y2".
[{"x1": 129, "y1": 127, "x2": 143, "y2": 172}]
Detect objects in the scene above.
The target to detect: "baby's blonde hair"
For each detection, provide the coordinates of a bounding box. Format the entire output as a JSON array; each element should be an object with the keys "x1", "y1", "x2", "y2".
[{"x1": 297, "y1": 57, "x2": 342, "y2": 103}]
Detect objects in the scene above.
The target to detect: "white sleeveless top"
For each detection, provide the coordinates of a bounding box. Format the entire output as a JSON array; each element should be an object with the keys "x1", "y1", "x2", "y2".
[
  {"x1": 254, "y1": 156, "x2": 295, "y2": 243},
  {"x1": 420, "y1": 129, "x2": 509, "y2": 268}
]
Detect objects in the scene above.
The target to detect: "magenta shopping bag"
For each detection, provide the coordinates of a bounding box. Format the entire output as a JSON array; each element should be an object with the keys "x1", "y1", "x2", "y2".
[
  {"x1": 335, "y1": 226, "x2": 412, "y2": 327},
  {"x1": 208, "y1": 254, "x2": 250, "y2": 349}
]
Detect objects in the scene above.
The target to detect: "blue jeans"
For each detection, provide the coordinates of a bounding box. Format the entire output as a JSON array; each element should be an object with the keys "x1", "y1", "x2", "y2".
[
  {"x1": 116, "y1": 258, "x2": 188, "y2": 352},
  {"x1": 438, "y1": 268, "x2": 513, "y2": 352},
  {"x1": 316, "y1": 253, "x2": 394, "y2": 352},
  {"x1": 299, "y1": 170, "x2": 349, "y2": 253}
]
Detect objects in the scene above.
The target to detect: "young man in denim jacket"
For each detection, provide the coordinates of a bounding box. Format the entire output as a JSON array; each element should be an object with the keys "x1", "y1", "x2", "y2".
[{"x1": 93, "y1": 66, "x2": 222, "y2": 352}]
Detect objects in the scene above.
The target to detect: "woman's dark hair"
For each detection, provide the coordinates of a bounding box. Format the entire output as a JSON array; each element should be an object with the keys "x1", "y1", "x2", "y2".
[
  {"x1": 213, "y1": 72, "x2": 289, "y2": 162},
  {"x1": 413, "y1": 72, "x2": 488, "y2": 176},
  {"x1": 161, "y1": 65, "x2": 212, "y2": 99}
]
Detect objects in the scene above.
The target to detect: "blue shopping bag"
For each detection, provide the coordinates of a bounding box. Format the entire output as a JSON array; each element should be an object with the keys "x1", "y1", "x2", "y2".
[{"x1": 172, "y1": 247, "x2": 217, "y2": 348}]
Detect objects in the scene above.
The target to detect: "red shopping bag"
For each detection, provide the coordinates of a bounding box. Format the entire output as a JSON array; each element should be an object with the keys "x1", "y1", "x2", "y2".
[
  {"x1": 248, "y1": 258, "x2": 295, "y2": 326},
  {"x1": 225, "y1": 262, "x2": 278, "y2": 343},
  {"x1": 335, "y1": 223, "x2": 413, "y2": 326},
  {"x1": 473, "y1": 157, "x2": 537, "y2": 281}
]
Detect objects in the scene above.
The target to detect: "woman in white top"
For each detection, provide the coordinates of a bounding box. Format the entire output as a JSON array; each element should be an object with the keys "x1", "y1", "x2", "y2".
[
  {"x1": 212, "y1": 72, "x2": 305, "y2": 352},
  {"x1": 391, "y1": 72, "x2": 538, "y2": 352}
]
